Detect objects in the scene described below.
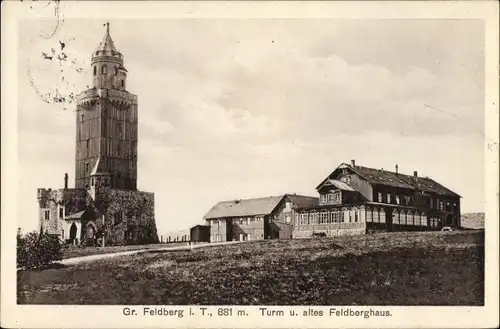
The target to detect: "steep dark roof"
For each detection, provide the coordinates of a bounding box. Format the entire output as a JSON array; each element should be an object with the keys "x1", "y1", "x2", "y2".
[
  {"x1": 317, "y1": 162, "x2": 460, "y2": 197},
  {"x1": 286, "y1": 194, "x2": 319, "y2": 208},
  {"x1": 353, "y1": 165, "x2": 460, "y2": 197}
]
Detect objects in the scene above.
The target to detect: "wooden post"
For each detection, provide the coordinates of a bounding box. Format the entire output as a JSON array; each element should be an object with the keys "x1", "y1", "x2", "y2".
[{"x1": 102, "y1": 215, "x2": 106, "y2": 248}]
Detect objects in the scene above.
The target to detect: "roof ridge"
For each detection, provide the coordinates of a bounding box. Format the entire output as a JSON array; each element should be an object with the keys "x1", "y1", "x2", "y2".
[{"x1": 355, "y1": 164, "x2": 432, "y2": 180}]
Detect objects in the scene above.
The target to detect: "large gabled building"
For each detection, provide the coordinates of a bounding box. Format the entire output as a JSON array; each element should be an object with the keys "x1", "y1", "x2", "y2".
[
  {"x1": 294, "y1": 160, "x2": 461, "y2": 238},
  {"x1": 204, "y1": 194, "x2": 318, "y2": 242}
]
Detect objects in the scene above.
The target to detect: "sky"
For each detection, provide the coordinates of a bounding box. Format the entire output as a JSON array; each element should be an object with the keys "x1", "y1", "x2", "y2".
[{"x1": 17, "y1": 18, "x2": 486, "y2": 237}]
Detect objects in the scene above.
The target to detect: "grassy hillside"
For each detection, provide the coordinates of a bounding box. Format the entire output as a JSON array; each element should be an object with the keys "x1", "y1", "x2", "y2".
[
  {"x1": 17, "y1": 230, "x2": 484, "y2": 305},
  {"x1": 461, "y1": 212, "x2": 485, "y2": 229},
  {"x1": 62, "y1": 242, "x2": 186, "y2": 259}
]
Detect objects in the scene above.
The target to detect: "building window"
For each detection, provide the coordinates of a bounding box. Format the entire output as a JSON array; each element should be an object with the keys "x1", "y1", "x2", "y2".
[
  {"x1": 86, "y1": 140, "x2": 90, "y2": 154},
  {"x1": 59, "y1": 207, "x2": 64, "y2": 218},
  {"x1": 439, "y1": 201, "x2": 444, "y2": 211},
  {"x1": 395, "y1": 195, "x2": 400, "y2": 205},
  {"x1": 319, "y1": 212, "x2": 327, "y2": 224},
  {"x1": 85, "y1": 162, "x2": 89, "y2": 174},
  {"x1": 93, "y1": 66, "x2": 97, "y2": 76},
  {"x1": 354, "y1": 211, "x2": 359, "y2": 222},
  {"x1": 44, "y1": 210, "x2": 50, "y2": 220},
  {"x1": 121, "y1": 80, "x2": 124, "y2": 88},
  {"x1": 310, "y1": 212, "x2": 318, "y2": 225},
  {"x1": 377, "y1": 192, "x2": 382, "y2": 203},
  {"x1": 102, "y1": 65, "x2": 107, "y2": 74},
  {"x1": 387, "y1": 193, "x2": 391, "y2": 204},
  {"x1": 115, "y1": 67, "x2": 119, "y2": 75}
]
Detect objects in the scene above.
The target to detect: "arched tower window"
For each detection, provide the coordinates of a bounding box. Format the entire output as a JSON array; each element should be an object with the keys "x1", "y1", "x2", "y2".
[
  {"x1": 121, "y1": 80, "x2": 124, "y2": 88},
  {"x1": 93, "y1": 66, "x2": 97, "y2": 76},
  {"x1": 102, "y1": 65, "x2": 107, "y2": 75}
]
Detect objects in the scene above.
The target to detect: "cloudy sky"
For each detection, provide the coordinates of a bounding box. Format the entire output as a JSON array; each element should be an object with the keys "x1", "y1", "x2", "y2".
[{"x1": 17, "y1": 18, "x2": 485, "y2": 237}]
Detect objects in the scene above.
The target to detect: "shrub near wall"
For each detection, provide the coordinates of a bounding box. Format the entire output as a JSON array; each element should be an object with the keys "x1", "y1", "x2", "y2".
[
  {"x1": 94, "y1": 187, "x2": 159, "y2": 245},
  {"x1": 17, "y1": 231, "x2": 63, "y2": 270}
]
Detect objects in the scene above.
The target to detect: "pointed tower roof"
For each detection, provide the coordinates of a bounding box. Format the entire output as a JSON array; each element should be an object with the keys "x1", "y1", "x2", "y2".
[
  {"x1": 93, "y1": 22, "x2": 122, "y2": 59},
  {"x1": 90, "y1": 157, "x2": 109, "y2": 176}
]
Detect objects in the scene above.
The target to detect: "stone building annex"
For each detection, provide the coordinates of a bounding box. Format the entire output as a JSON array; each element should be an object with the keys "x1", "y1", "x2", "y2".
[{"x1": 38, "y1": 24, "x2": 159, "y2": 246}]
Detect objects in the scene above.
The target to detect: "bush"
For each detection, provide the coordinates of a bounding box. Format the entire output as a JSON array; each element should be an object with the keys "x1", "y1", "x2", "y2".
[{"x1": 17, "y1": 231, "x2": 63, "y2": 270}]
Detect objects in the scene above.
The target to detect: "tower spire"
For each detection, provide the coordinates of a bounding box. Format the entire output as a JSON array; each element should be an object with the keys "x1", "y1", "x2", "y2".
[{"x1": 106, "y1": 21, "x2": 110, "y2": 34}]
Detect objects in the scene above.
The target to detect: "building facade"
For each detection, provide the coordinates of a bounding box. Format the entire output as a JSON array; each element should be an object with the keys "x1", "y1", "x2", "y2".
[
  {"x1": 204, "y1": 194, "x2": 318, "y2": 242},
  {"x1": 38, "y1": 24, "x2": 158, "y2": 246},
  {"x1": 294, "y1": 160, "x2": 461, "y2": 238}
]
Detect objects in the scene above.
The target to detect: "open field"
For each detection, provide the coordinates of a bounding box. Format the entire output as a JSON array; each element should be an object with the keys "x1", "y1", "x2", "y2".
[
  {"x1": 62, "y1": 242, "x2": 188, "y2": 259},
  {"x1": 57, "y1": 212, "x2": 485, "y2": 259},
  {"x1": 18, "y1": 230, "x2": 484, "y2": 305},
  {"x1": 461, "y1": 212, "x2": 485, "y2": 230}
]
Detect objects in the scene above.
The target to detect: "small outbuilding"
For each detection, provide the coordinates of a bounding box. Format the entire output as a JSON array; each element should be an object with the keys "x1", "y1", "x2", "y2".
[{"x1": 190, "y1": 225, "x2": 211, "y2": 242}]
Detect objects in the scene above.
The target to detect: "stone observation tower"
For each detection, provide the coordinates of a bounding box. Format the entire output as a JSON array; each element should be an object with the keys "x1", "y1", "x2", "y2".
[
  {"x1": 37, "y1": 23, "x2": 158, "y2": 246},
  {"x1": 75, "y1": 22, "x2": 138, "y2": 190}
]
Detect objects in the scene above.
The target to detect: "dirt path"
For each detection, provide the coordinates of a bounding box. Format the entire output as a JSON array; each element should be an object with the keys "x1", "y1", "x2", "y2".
[{"x1": 61, "y1": 240, "x2": 246, "y2": 265}]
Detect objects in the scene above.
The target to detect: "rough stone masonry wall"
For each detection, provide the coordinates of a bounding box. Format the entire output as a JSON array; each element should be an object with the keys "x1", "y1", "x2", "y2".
[
  {"x1": 94, "y1": 187, "x2": 159, "y2": 245},
  {"x1": 38, "y1": 188, "x2": 91, "y2": 235}
]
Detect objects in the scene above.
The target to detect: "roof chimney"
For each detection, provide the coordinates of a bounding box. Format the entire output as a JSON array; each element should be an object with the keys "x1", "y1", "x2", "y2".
[
  {"x1": 351, "y1": 159, "x2": 356, "y2": 167},
  {"x1": 413, "y1": 171, "x2": 418, "y2": 178},
  {"x1": 395, "y1": 164, "x2": 399, "y2": 174},
  {"x1": 64, "y1": 173, "x2": 68, "y2": 189}
]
